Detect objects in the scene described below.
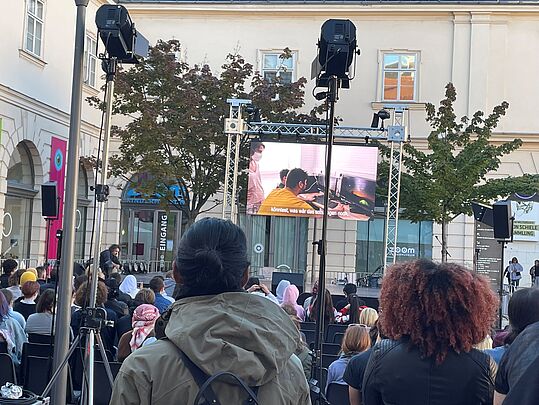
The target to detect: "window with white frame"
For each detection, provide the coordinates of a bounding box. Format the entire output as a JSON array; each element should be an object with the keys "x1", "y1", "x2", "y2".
[
  {"x1": 84, "y1": 36, "x2": 98, "y2": 88},
  {"x1": 261, "y1": 52, "x2": 296, "y2": 84},
  {"x1": 382, "y1": 53, "x2": 418, "y2": 101},
  {"x1": 25, "y1": 0, "x2": 45, "y2": 57}
]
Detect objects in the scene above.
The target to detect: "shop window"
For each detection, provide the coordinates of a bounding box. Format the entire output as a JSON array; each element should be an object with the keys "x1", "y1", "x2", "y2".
[
  {"x1": 356, "y1": 217, "x2": 432, "y2": 274},
  {"x1": 75, "y1": 164, "x2": 90, "y2": 260}
]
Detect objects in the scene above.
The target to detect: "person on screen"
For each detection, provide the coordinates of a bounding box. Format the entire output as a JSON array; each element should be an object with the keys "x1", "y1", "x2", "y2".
[
  {"x1": 247, "y1": 141, "x2": 265, "y2": 214},
  {"x1": 277, "y1": 169, "x2": 289, "y2": 189},
  {"x1": 258, "y1": 168, "x2": 315, "y2": 215}
]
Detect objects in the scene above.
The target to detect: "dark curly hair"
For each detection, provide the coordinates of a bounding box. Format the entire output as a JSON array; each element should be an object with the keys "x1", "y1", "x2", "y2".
[{"x1": 379, "y1": 259, "x2": 498, "y2": 364}]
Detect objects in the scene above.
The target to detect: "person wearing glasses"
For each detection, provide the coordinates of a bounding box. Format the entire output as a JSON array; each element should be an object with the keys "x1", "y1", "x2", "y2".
[{"x1": 362, "y1": 259, "x2": 498, "y2": 405}]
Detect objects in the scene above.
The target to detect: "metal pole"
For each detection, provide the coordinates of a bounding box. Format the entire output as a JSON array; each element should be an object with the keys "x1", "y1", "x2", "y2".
[
  {"x1": 313, "y1": 75, "x2": 338, "y2": 397},
  {"x1": 84, "y1": 58, "x2": 116, "y2": 405},
  {"x1": 51, "y1": 1, "x2": 88, "y2": 403}
]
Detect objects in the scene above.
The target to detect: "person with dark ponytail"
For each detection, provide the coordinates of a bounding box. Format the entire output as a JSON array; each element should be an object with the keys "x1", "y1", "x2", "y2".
[{"x1": 111, "y1": 218, "x2": 310, "y2": 404}]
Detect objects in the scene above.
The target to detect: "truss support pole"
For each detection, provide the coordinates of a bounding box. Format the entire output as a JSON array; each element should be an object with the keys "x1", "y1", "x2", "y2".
[
  {"x1": 383, "y1": 108, "x2": 407, "y2": 269},
  {"x1": 222, "y1": 99, "x2": 250, "y2": 223}
]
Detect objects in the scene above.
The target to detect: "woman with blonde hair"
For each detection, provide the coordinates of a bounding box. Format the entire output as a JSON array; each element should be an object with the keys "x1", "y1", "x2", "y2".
[
  {"x1": 326, "y1": 324, "x2": 371, "y2": 391},
  {"x1": 359, "y1": 307, "x2": 378, "y2": 327}
]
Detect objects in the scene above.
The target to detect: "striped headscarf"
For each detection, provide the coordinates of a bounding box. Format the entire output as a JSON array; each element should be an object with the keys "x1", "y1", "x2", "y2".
[{"x1": 129, "y1": 304, "x2": 160, "y2": 351}]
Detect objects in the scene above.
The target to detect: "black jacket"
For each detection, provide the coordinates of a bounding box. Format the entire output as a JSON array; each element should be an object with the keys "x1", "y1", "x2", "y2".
[{"x1": 363, "y1": 339, "x2": 496, "y2": 405}]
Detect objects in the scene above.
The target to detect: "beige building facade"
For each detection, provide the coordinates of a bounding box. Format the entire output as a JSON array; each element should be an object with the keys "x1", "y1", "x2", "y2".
[
  {"x1": 117, "y1": 0, "x2": 539, "y2": 284},
  {"x1": 1, "y1": 0, "x2": 538, "y2": 286}
]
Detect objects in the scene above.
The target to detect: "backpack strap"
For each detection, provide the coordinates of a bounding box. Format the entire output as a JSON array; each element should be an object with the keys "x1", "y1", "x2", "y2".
[{"x1": 165, "y1": 339, "x2": 259, "y2": 405}]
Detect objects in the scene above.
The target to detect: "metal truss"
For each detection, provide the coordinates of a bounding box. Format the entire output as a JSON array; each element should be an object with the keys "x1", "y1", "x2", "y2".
[{"x1": 223, "y1": 99, "x2": 408, "y2": 269}]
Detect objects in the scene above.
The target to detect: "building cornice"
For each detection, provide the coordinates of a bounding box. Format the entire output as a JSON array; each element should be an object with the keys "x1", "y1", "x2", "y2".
[
  {"x1": 122, "y1": 3, "x2": 539, "y2": 16},
  {"x1": 0, "y1": 84, "x2": 102, "y2": 136}
]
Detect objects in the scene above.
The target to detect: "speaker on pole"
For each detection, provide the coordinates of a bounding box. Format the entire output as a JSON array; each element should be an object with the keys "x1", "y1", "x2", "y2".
[
  {"x1": 493, "y1": 201, "x2": 512, "y2": 240},
  {"x1": 41, "y1": 182, "x2": 58, "y2": 218}
]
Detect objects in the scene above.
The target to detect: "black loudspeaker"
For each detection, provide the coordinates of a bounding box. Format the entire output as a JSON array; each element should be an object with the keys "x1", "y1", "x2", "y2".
[
  {"x1": 493, "y1": 201, "x2": 512, "y2": 240},
  {"x1": 41, "y1": 182, "x2": 58, "y2": 218}
]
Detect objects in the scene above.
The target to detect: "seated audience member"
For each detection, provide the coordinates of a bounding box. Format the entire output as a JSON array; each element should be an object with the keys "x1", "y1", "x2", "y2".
[
  {"x1": 281, "y1": 284, "x2": 305, "y2": 321},
  {"x1": 244, "y1": 277, "x2": 279, "y2": 304},
  {"x1": 336, "y1": 294, "x2": 366, "y2": 324},
  {"x1": 362, "y1": 259, "x2": 498, "y2": 405},
  {"x1": 71, "y1": 281, "x2": 117, "y2": 354},
  {"x1": 0, "y1": 288, "x2": 26, "y2": 329},
  {"x1": 276, "y1": 279, "x2": 291, "y2": 305},
  {"x1": 14, "y1": 281, "x2": 39, "y2": 320},
  {"x1": 40, "y1": 268, "x2": 58, "y2": 293},
  {"x1": 0, "y1": 259, "x2": 18, "y2": 289},
  {"x1": 335, "y1": 283, "x2": 357, "y2": 311},
  {"x1": 116, "y1": 288, "x2": 156, "y2": 339},
  {"x1": 326, "y1": 324, "x2": 370, "y2": 392},
  {"x1": 7, "y1": 269, "x2": 31, "y2": 300},
  {"x1": 117, "y1": 304, "x2": 160, "y2": 362},
  {"x1": 164, "y1": 271, "x2": 176, "y2": 299},
  {"x1": 119, "y1": 275, "x2": 139, "y2": 300},
  {"x1": 105, "y1": 278, "x2": 129, "y2": 318},
  {"x1": 36, "y1": 266, "x2": 47, "y2": 285},
  {"x1": 110, "y1": 217, "x2": 310, "y2": 404},
  {"x1": 0, "y1": 290, "x2": 27, "y2": 365},
  {"x1": 358, "y1": 307, "x2": 379, "y2": 328},
  {"x1": 303, "y1": 280, "x2": 318, "y2": 315},
  {"x1": 71, "y1": 275, "x2": 88, "y2": 315},
  {"x1": 343, "y1": 322, "x2": 381, "y2": 405},
  {"x1": 26, "y1": 289, "x2": 55, "y2": 335},
  {"x1": 494, "y1": 288, "x2": 539, "y2": 404},
  {"x1": 149, "y1": 276, "x2": 172, "y2": 314},
  {"x1": 308, "y1": 288, "x2": 337, "y2": 326}
]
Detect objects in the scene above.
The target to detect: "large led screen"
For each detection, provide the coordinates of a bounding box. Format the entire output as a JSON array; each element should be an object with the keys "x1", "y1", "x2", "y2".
[{"x1": 247, "y1": 142, "x2": 378, "y2": 220}]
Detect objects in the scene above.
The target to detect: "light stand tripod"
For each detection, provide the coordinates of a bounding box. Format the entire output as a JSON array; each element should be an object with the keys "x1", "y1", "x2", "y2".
[
  {"x1": 44, "y1": 56, "x2": 117, "y2": 405},
  {"x1": 310, "y1": 75, "x2": 339, "y2": 404}
]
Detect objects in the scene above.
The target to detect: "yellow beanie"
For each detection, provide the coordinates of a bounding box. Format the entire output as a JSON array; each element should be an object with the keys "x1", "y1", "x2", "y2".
[
  {"x1": 26, "y1": 268, "x2": 38, "y2": 277},
  {"x1": 20, "y1": 271, "x2": 37, "y2": 285}
]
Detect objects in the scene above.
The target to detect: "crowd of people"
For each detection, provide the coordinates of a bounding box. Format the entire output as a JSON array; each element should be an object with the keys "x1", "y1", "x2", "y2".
[
  {"x1": 0, "y1": 252, "x2": 176, "y2": 371},
  {"x1": 1, "y1": 218, "x2": 539, "y2": 404}
]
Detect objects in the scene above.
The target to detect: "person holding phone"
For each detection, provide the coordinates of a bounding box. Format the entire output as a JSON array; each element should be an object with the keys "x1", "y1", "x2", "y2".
[{"x1": 244, "y1": 277, "x2": 278, "y2": 305}]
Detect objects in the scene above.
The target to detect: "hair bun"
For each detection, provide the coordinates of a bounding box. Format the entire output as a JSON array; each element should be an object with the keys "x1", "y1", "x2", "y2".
[{"x1": 195, "y1": 248, "x2": 223, "y2": 276}]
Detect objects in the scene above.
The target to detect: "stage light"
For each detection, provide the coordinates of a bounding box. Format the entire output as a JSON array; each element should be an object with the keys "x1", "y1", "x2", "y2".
[
  {"x1": 370, "y1": 110, "x2": 390, "y2": 129},
  {"x1": 95, "y1": 5, "x2": 148, "y2": 64},
  {"x1": 316, "y1": 19, "x2": 358, "y2": 88},
  {"x1": 245, "y1": 106, "x2": 261, "y2": 123}
]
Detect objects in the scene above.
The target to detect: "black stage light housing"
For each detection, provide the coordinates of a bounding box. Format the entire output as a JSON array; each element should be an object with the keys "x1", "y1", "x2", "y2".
[
  {"x1": 95, "y1": 5, "x2": 148, "y2": 64},
  {"x1": 316, "y1": 19, "x2": 357, "y2": 88}
]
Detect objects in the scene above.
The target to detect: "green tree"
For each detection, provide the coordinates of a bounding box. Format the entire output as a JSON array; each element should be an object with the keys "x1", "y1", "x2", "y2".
[
  {"x1": 97, "y1": 40, "x2": 320, "y2": 226},
  {"x1": 377, "y1": 83, "x2": 539, "y2": 262}
]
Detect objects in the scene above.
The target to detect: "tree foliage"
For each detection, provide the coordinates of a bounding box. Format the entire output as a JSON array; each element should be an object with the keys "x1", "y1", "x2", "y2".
[
  {"x1": 93, "y1": 40, "x2": 321, "y2": 225},
  {"x1": 377, "y1": 83, "x2": 539, "y2": 259}
]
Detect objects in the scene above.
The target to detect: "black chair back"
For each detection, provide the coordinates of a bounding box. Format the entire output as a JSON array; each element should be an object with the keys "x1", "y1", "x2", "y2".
[
  {"x1": 326, "y1": 382, "x2": 349, "y2": 404},
  {"x1": 302, "y1": 330, "x2": 315, "y2": 348},
  {"x1": 70, "y1": 346, "x2": 113, "y2": 390},
  {"x1": 321, "y1": 354, "x2": 339, "y2": 369},
  {"x1": 299, "y1": 321, "x2": 316, "y2": 331},
  {"x1": 28, "y1": 333, "x2": 53, "y2": 344},
  {"x1": 0, "y1": 353, "x2": 17, "y2": 385},
  {"x1": 0, "y1": 341, "x2": 7, "y2": 354},
  {"x1": 23, "y1": 355, "x2": 77, "y2": 402},
  {"x1": 325, "y1": 324, "x2": 347, "y2": 343},
  {"x1": 322, "y1": 343, "x2": 341, "y2": 355},
  {"x1": 333, "y1": 333, "x2": 345, "y2": 345},
  {"x1": 93, "y1": 361, "x2": 122, "y2": 405}
]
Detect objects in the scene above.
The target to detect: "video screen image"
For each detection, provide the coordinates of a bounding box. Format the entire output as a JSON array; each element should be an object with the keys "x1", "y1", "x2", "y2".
[{"x1": 247, "y1": 141, "x2": 378, "y2": 221}]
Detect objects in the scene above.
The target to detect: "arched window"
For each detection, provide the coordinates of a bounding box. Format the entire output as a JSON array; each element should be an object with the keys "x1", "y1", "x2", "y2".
[{"x1": 2, "y1": 142, "x2": 37, "y2": 259}]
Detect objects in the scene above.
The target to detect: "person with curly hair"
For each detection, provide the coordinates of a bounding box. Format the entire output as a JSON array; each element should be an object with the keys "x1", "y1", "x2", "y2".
[
  {"x1": 71, "y1": 280, "x2": 117, "y2": 354},
  {"x1": 363, "y1": 259, "x2": 498, "y2": 405}
]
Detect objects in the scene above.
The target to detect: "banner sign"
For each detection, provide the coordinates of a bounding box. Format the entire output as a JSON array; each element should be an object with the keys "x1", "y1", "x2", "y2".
[
  {"x1": 511, "y1": 200, "x2": 539, "y2": 242},
  {"x1": 47, "y1": 137, "x2": 67, "y2": 260}
]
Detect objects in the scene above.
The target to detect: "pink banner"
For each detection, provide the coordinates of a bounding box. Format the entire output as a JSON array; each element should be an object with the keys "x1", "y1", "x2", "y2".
[{"x1": 46, "y1": 137, "x2": 67, "y2": 260}]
